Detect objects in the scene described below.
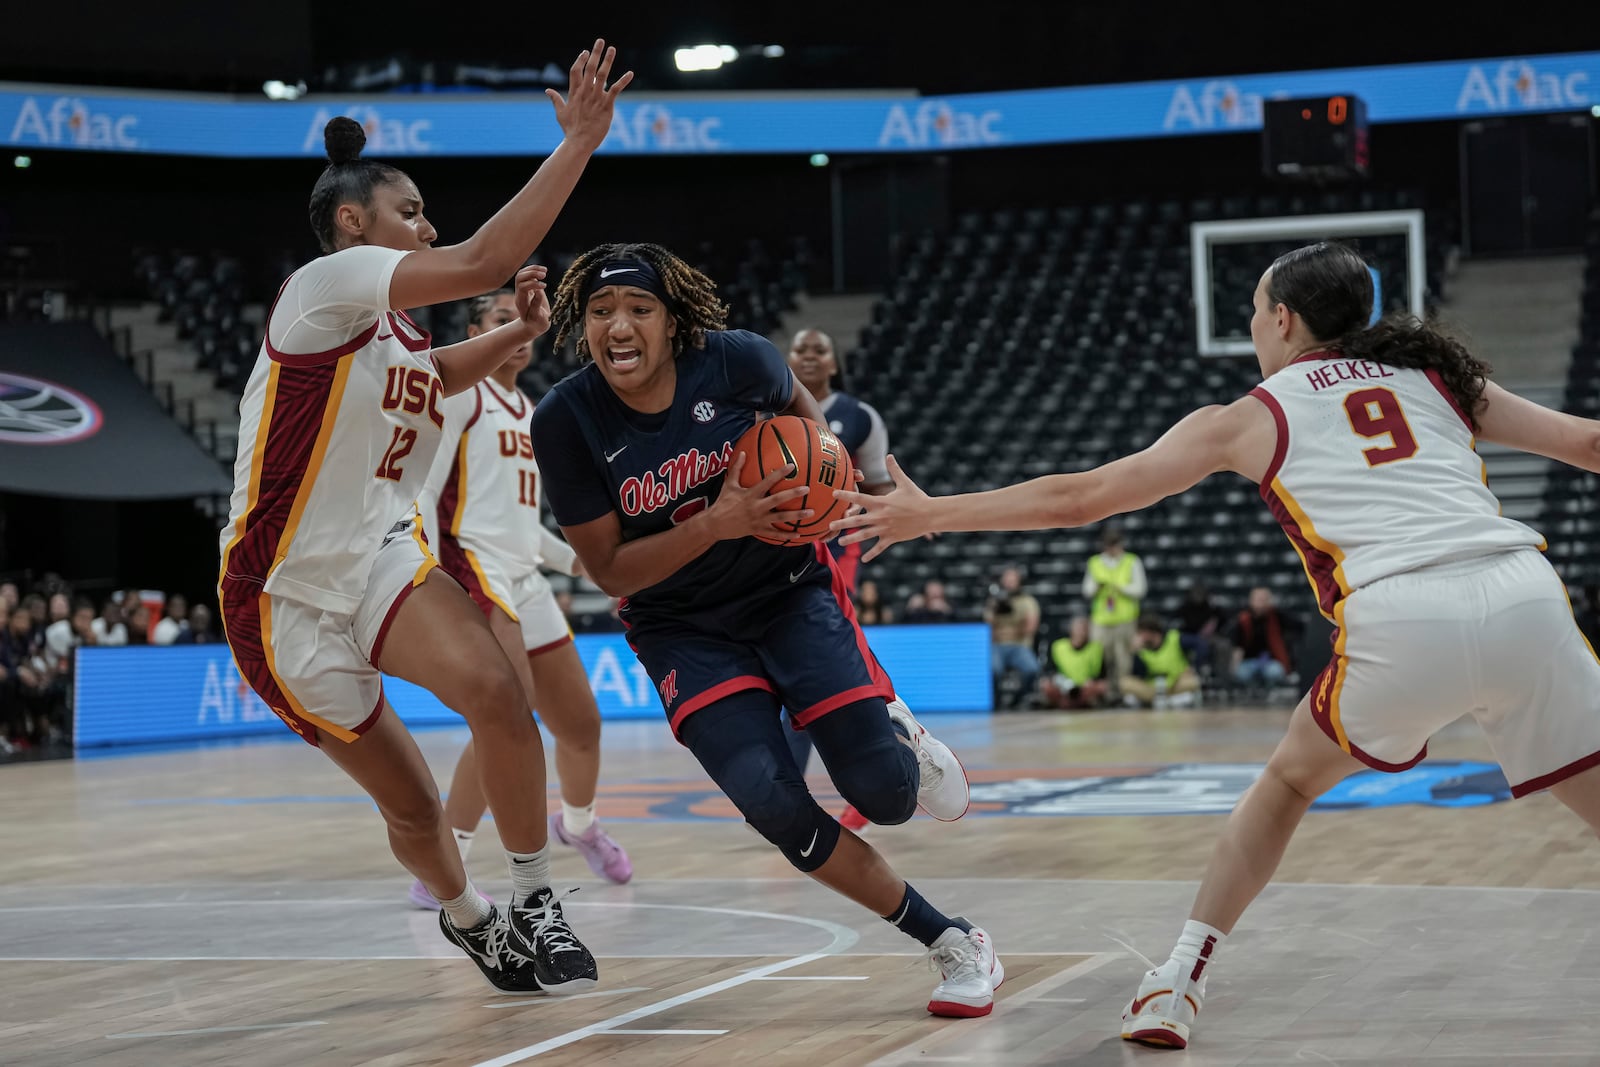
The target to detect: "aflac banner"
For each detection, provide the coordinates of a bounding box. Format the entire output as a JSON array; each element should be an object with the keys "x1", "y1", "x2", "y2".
[
  {"x1": 73, "y1": 624, "x2": 993, "y2": 748},
  {"x1": 4, "y1": 51, "x2": 1596, "y2": 159}
]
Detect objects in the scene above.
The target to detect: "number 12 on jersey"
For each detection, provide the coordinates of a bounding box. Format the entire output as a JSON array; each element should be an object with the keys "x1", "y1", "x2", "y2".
[{"x1": 1344, "y1": 387, "x2": 1418, "y2": 467}]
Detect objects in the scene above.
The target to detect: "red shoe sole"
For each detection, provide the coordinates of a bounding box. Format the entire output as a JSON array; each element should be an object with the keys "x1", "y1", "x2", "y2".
[
  {"x1": 927, "y1": 999, "x2": 993, "y2": 1018},
  {"x1": 1124, "y1": 1029, "x2": 1187, "y2": 1049}
]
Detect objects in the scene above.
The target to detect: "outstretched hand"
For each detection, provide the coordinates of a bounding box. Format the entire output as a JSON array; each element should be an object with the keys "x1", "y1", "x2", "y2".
[
  {"x1": 546, "y1": 38, "x2": 634, "y2": 152},
  {"x1": 513, "y1": 264, "x2": 550, "y2": 337},
  {"x1": 830, "y1": 455, "x2": 935, "y2": 562}
]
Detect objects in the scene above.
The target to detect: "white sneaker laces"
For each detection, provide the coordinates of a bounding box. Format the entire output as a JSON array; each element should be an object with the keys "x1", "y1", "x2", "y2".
[
  {"x1": 927, "y1": 932, "x2": 982, "y2": 983},
  {"x1": 518, "y1": 887, "x2": 584, "y2": 956}
]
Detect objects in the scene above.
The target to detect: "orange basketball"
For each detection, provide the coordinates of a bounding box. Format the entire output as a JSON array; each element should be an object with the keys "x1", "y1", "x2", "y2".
[{"x1": 733, "y1": 414, "x2": 854, "y2": 545}]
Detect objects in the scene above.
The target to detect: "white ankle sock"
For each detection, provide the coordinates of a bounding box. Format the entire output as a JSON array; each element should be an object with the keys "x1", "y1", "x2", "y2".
[
  {"x1": 439, "y1": 881, "x2": 493, "y2": 930},
  {"x1": 452, "y1": 827, "x2": 475, "y2": 863},
  {"x1": 506, "y1": 845, "x2": 551, "y2": 906},
  {"x1": 1169, "y1": 919, "x2": 1226, "y2": 982},
  {"x1": 561, "y1": 802, "x2": 596, "y2": 837}
]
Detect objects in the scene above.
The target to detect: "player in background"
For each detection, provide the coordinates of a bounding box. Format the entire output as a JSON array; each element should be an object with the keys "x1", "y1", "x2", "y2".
[
  {"x1": 217, "y1": 42, "x2": 630, "y2": 997},
  {"x1": 782, "y1": 328, "x2": 896, "y2": 829},
  {"x1": 410, "y1": 288, "x2": 633, "y2": 909},
  {"x1": 833, "y1": 241, "x2": 1600, "y2": 1048},
  {"x1": 531, "y1": 243, "x2": 1004, "y2": 1018},
  {"x1": 788, "y1": 328, "x2": 893, "y2": 592}
]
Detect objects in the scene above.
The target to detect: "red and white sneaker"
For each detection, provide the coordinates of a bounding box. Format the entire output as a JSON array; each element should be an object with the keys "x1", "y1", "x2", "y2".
[
  {"x1": 927, "y1": 924, "x2": 1004, "y2": 1018},
  {"x1": 1121, "y1": 957, "x2": 1205, "y2": 1049},
  {"x1": 838, "y1": 805, "x2": 870, "y2": 832},
  {"x1": 885, "y1": 697, "x2": 970, "y2": 821}
]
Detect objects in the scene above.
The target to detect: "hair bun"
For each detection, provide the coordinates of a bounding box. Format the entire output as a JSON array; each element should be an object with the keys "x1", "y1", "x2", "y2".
[{"x1": 323, "y1": 117, "x2": 367, "y2": 164}]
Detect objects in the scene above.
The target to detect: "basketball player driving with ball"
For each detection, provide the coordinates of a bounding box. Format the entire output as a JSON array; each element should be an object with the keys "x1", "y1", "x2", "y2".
[{"x1": 530, "y1": 242, "x2": 1005, "y2": 1018}]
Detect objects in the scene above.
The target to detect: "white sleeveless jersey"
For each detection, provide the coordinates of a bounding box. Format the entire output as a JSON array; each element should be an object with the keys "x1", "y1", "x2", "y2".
[
  {"x1": 1251, "y1": 353, "x2": 1544, "y2": 621},
  {"x1": 419, "y1": 379, "x2": 546, "y2": 575},
  {"x1": 220, "y1": 246, "x2": 447, "y2": 615}
]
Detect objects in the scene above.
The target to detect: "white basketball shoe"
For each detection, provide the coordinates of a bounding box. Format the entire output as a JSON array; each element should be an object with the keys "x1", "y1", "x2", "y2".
[
  {"x1": 1121, "y1": 957, "x2": 1205, "y2": 1050},
  {"x1": 886, "y1": 697, "x2": 970, "y2": 821},
  {"x1": 927, "y1": 924, "x2": 1004, "y2": 1017}
]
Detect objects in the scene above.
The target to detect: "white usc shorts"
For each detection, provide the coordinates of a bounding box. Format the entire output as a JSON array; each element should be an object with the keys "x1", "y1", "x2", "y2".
[
  {"x1": 222, "y1": 516, "x2": 436, "y2": 746},
  {"x1": 1310, "y1": 548, "x2": 1600, "y2": 796},
  {"x1": 437, "y1": 538, "x2": 572, "y2": 655}
]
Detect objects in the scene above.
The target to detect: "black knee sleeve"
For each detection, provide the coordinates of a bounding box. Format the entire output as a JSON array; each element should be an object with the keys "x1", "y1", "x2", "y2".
[
  {"x1": 720, "y1": 749, "x2": 842, "y2": 872},
  {"x1": 810, "y1": 699, "x2": 919, "y2": 827}
]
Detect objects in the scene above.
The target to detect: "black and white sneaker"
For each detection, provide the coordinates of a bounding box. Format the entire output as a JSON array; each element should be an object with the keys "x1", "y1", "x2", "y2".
[
  {"x1": 507, "y1": 887, "x2": 599, "y2": 993},
  {"x1": 437, "y1": 906, "x2": 543, "y2": 996}
]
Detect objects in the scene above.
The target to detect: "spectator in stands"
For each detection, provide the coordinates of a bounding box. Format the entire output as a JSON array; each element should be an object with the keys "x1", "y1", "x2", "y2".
[
  {"x1": 1177, "y1": 583, "x2": 1228, "y2": 679},
  {"x1": 1082, "y1": 527, "x2": 1147, "y2": 699},
  {"x1": 1228, "y1": 586, "x2": 1300, "y2": 688},
  {"x1": 986, "y1": 566, "x2": 1040, "y2": 707},
  {"x1": 47, "y1": 593, "x2": 70, "y2": 627},
  {"x1": 175, "y1": 603, "x2": 221, "y2": 645},
  {"x1": 152, "y1": 593, "x2": 190, "y2": 645},
  {"x1": 92, "y1": 598, "x2": 129, "y2": 647},
  {"x1": 1, "y1": 603, "x2": 52, "y2": 742},
  {"x1": 1578, "y1": 585, "x2": 1600, "y2": 651},
  {"x1": 0, "y1": 581, "x2": 17, "y2": 613},
  {"x1": 1040, "y1": 615, "x2": 1109, "y2": 710},
  {"x1": 21, "y1": 594, "x2": 48, "y2": 639},
  {"x1": 45, "y1": 598, "x2": 95, "y2": 667},
  {"x1": 124, "y1": 603, "x2": 152, "y2": 646},
  {"x1": 903, "y1": 580, "x2": 955, "y2": 624},
  {"x1": 1122, "y1": 614, "x2": 1202, "y2": 709},
  {"x1": 855, "y1": 580, "x2": 893, "y2": 625}
]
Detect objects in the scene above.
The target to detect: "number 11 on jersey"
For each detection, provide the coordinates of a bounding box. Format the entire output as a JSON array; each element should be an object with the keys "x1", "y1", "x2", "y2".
[{"x1": 518, "y1": 469, "x2": 538, "y2": 507}]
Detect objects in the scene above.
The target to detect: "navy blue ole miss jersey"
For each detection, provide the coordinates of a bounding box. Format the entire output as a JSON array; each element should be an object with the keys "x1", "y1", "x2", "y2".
[{"x1": 532, "y1": 330, "x2": 815, "y2": 618}]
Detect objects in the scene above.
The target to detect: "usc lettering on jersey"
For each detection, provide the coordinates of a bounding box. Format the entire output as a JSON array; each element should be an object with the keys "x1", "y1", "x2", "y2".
[
  {"x1": 220, "y1": 245, "x2": 446, "y2": 615},
  {"x1": 420, "y1": 378, "x2": 546, "y2": 581},
  {"x1": 1250, "y1": 352, "x2": 1544, "y2": 621}
]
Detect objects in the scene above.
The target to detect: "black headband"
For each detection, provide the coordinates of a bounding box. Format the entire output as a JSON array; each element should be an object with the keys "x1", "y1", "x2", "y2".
[{"x1": 583, "y1": 259, "x2": 671, "y2": 307}]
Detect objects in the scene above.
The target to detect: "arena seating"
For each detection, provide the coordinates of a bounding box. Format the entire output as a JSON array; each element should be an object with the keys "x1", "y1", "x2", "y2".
[
  {"x1": 844, "y1": 188, "x2": 1456, "y2": 657},
  {"x1": 1540, "y1": 208, "x2": 1600, "y2": 588},
  {"x1": 127, "y1": 236, "x2": 815, "y2": 400}
]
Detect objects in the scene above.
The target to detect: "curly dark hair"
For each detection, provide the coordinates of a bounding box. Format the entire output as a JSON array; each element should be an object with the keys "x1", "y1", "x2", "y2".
[
  {"x1": 1267, "y1": 242, "x2": 1492, "y2": 428},
  {"x1": 549, "y1": 242, "x2": 729, "y2": 360}
]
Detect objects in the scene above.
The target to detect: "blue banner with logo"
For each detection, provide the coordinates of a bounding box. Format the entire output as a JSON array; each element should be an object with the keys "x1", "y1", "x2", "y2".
[
  {"x1": 72, "y1": 623, "x2": 992, "y2": 747},
  {"x1": 4, "y1": 52, "x2": 1596, "y2": 158}
]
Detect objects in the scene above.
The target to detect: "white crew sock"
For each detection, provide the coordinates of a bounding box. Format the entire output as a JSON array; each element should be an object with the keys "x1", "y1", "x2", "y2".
[
  {"x1": 506, "y1": 845, "x2": 551, "y2": 906},
  {"x1": 1169, "y1": 919, "x2": 1226, "y2": 982},
  {"x1": 561, "y1": 801, "x2": 596, "y2": 837},
  {"x1": 452, "y1": 827, "x2": 475, "y2": 863},
  {"x1": 439, "y1": 881, "x2": 493, "y2": 931}
]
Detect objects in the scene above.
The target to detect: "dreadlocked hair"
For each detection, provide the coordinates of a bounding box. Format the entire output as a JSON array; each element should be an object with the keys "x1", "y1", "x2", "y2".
[
  {"x1": 1268, "y1": 241, "x2": 1492, "y2": 428},
  {"x1": 549, "y1": 242, "x2": 729, "y2": 360}
]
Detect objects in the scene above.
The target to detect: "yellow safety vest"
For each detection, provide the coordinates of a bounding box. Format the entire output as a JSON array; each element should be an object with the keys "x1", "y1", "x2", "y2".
[
  {"x1": 1088, "y1": 553, "x2": 1139, "y2": 627},
  {"x1": 1137, "y1": 630, "x2": 1189, "y2": 685},
  {"x1": 1049, "y1": 638, "x2": 1103, "y2": 685}
]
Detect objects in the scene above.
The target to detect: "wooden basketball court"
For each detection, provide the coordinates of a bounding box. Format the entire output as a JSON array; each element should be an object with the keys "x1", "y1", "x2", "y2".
[{"x1": 2, "y1": 708, "x2": 1595, "y2": 1066}]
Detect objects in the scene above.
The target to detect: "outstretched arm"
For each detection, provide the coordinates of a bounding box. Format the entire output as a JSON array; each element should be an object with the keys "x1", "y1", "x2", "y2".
[
  {"x1": 833, "y1": 398, "x2": 1274, "y2": 562},
  {"x1": 1476, "y1": 381, "x2": 1600, "y2": 472}
]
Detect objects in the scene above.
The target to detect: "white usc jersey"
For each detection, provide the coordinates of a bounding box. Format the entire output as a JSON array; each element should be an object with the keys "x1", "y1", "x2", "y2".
[
  {"x1": 221, "y1": 246, "x2": 446, "y2": 615},
  {"x1": 419, "y1": 379, "x2": 551, "y2": 576},
  {"x1": 1251, "y1": 353, "x2": 1544, "y2": 620}
]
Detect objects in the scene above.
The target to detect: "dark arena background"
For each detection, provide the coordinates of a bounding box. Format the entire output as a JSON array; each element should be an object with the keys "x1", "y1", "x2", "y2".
[{"x1": 1, "y1": 2, "x2": 1598, "y2": 1064}]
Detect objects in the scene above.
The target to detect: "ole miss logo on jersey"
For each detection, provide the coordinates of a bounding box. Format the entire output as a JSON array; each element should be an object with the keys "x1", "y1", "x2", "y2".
[
  {"x1": 658, "y1": 669, "x2": 679, "y2": 707},
  {"x1": 619, "y1": 442, "x2": 733, "y2": 518}
]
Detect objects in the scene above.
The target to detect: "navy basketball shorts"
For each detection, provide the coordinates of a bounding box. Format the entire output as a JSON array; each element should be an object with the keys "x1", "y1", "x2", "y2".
[{"x1": 625, "y1": 549, "x2": 895, "y2": 738}]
